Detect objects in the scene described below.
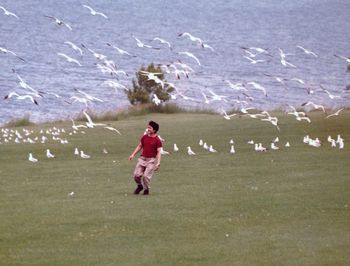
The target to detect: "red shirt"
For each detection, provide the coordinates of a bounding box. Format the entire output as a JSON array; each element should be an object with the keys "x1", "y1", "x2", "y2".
[{"x1": 140, "y1": 134, "x2": 162, "y2": 158}]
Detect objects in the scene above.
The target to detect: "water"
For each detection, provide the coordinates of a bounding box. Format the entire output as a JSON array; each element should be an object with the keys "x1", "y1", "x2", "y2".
[{"x1": 1, "y1": 0, "x2": 349, "y2": 125}]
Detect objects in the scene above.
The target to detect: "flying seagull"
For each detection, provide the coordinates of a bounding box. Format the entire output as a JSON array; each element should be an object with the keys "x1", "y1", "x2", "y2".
[
  {"x1": 82, "y1": 4, "x2": 108, "y2": 19},
  {"x1": 106, "y1": 43, "x2": 135, "y2": 57},
  {"x1": 296, "y1": 45, "x2": 318, "y2": 57},
  {"x1": 4, "y1": 92, "x2": 39, "y2": 105},
  {"x1": 334, "y1": 54, "x2": 350, "y2": 63},
  {"x1": 64, "y1": 41, "x2": 83, "y2": 55},
  {"x1": 178, "y1": 32, "x2": 203, "y2": 46},
  {"x1": 0, "y1": 47, "x2": 25, "y2": 61},
  {"x1": 0, "y1": 47, "x2": 26, "y2": 62},
  {"x1": 0, "y1": 6, "x2": 19, "y2": 19},
  {"x1": 57, "y1": 52, "x2": 82, "y2": 66},
  {"x1": 44, "y1": 15, "x2": 72, "y2": 30},
  {"x1": 178, "y1": 51, "x2": 201, "y2": 65},
  {"x1": 326, "y1": 108, "x2": 344, "y2": 119}
]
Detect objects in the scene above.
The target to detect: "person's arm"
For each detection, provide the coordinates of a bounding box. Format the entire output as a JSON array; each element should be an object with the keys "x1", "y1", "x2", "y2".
[
  {"x1": 129, "y1": 142, "x2": 142, "y2": 160},
  {"x1": 154, "y1": 147, "x2": 161, "y2": 171}
]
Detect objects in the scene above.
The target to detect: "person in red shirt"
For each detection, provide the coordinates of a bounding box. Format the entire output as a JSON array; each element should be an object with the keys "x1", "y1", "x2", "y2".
[{"x1": 129, "y1": 121, "x2": 162, "y2": 195}]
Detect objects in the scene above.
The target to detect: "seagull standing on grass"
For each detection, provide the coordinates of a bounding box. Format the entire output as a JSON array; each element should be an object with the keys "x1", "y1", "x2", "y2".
[
  {"x1": 80, "y1": 150, "x2": 90, "y2": 159},
  {"x1": 173, "y1": 143, "x2": 179, "y2": 152},
  {"x1": 271, "y1": 142, "x2": 279, "y2": 150},
  {"x1": 187, "y1": 146, "x2": 196, "y2": 155},
  {"x1": 209, "y1": 145, "x2": 217, "y2": 153},
  {"x1": 28, "y1": 153, "x2": 38, "y2": 162},
  {"x1": 46, "y1": 149, "x2": 55, "y2": 158}
]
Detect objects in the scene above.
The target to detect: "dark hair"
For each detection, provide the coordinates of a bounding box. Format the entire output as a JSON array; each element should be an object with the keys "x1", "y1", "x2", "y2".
[{"x1": 149, "y1": 121, "x2": 159, "y2": 132}]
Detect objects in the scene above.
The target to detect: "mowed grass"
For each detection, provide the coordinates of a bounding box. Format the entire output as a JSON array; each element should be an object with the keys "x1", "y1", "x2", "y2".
[{"x1": 0, "y1": 111, "x2": 349, "y2": 265}]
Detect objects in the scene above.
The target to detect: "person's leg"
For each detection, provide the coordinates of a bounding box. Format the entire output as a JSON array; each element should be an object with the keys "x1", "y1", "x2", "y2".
[
  {"x1": 142, "y1": 159, "x2": 156, "y2": 194},
  {"x1": 133, "y1": 158, "x2": 146, "y2": 194}
]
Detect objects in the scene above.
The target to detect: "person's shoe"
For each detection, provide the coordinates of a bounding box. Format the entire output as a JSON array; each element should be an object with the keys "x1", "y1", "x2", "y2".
[
  {"x1": 134, "y1": 185, "x2": 143, "y2": 194},
  {"x1": 143, "y1": 189, "x2": 149, "y2": 195}
]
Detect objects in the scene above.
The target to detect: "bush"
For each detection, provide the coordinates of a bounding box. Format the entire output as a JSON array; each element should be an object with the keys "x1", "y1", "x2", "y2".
[
  {"x1": 126, "y1": 63, "x2": 174, "y2": 105},
  {"x1": 3, "y1": 116, "x2": 34, "y2": 128}
]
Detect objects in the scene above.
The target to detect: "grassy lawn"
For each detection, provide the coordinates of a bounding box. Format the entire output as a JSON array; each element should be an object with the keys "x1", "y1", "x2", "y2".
[{"x1": 0, "y1": 111, "x2": 349, "y2": 265}]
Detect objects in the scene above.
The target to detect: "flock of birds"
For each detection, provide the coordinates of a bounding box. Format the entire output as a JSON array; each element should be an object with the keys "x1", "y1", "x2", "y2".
[
  {"x1": 0, "y1": 3, "x2": 348, "y2": 164},
  {"x1": 0, "y1": 119, "x2": 346, "y2": 164},
  {"x1": 1, "y1": 3, "x2": 349, "y2": 122}
]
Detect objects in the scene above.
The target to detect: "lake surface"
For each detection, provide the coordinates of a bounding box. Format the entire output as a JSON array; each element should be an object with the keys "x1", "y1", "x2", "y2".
[{"x1": 0, "y1": 0, "x2": 349, "y2": 124}]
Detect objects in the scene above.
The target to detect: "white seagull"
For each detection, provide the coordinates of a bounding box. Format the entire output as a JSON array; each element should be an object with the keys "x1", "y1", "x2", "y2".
[
  {"x1": 224, "y1": 80, "x2": 247, "y2": 92},
  {"x1": 326, "y1": 108, "x2": 344, "y2": 119},
  {"x1": 83, "y1": 110, "x2": 106, "y2": 128},
  {"x1": 106, "y1": 43, "x2": 135, "y2": 57},
  {"x1": 80, "y1": 150, "x2": 91, "y2": 159},
  {"x1": 104, "y1": 126, "x2": 122, "y2": 135},
  {"x1": 46, "y1": 149, "x2": 55, "y2": 158},
  {"x1": 0, "y1": 47, "x2": 25, "y2": 61},
  {"x1": 57, "y1": 53, "x2": 82, "y2": 66},
  {"x1": 243, "y1": 56, "x2": 267, "y2": 64},
  {"x1": 178, "y1": 32, "x2": 203, "y2": 46},
  {"x1": 81, "y1": 44, "x2": 107, "y2": 60},
  {"x1": 75, "y1": 89, "x2": 104, "y2": 103},
  {"x1": 334, "y1": 54, "x2": 350, "y2": 63},
  {"x1": 301, "y1": 101, "x2": 325, "y2": 113},
  {"x1": 64, "y1": 41, "x2": 83, "y2": 55},
  {"x1": 0, "y1": 6, "x2": 19, "y2": 19},
  {"x1": 28, "y1": 153, "x2": 38, "y2": 163},
  {"x1": 133, "y1": 36, "x2": 159, "y2": 49},
  {"x1": 44, "y1": 15, "x2": 72, "y2": 30},
  {"x1": 178, "y1": 51, "x2": 201, "y2": 65},
  {"x1": 152, "y1": 37, "x2": 172, "y2": 49},
  {"x1": 82, "y1": 4, "x2": 108, "y2": 19},
  {"x1": 296, "y1": 45, "x2": 318, "y2": 57},
  {"x1": 173, "y1": 143, "x2": 179, "y2": 152},
  {"x1": 4, "y1": 92, "x2": 39, "y2": 105},
  {"x1": 318, "y1": 86, "x2": 342, "y2": 100},
  {"x1": 187, "y1": 146, "x2": 196, "y2": 155},
  {"x1": 221, "y1": 110, "x2": 237, "y2": 120},
  {"x1": 246, "y1": 81, "x2": 267, "y2": 96},
  {"x1": 209, "y1": 145, "x2": 217, "y2": 153}
]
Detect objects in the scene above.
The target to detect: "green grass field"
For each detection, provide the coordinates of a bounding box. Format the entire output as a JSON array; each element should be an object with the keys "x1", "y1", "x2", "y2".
[{"x1": 0, "y1": 111, "x2": 349, "y2": 265}]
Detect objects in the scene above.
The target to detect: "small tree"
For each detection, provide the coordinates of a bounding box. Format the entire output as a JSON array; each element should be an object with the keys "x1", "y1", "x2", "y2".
[{"x1": 126, "y1": 63, "x2": 174, "y2": 105}]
